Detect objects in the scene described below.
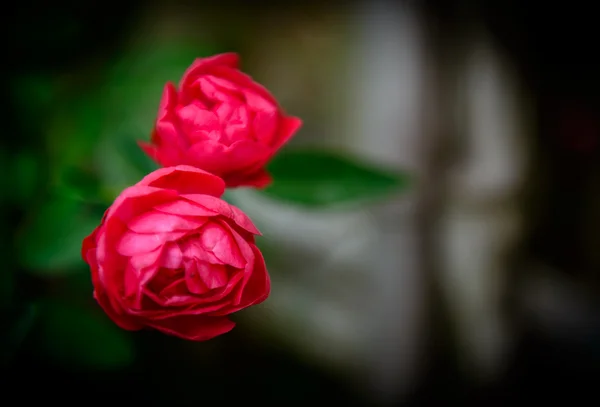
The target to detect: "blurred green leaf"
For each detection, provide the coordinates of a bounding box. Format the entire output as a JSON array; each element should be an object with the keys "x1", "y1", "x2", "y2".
[
  {"x1": 36, "y1": 300, "x2": 134, "y2": 370},
  {"x1": 260, "y1": 148, "x2": 412, "y2": 207},
  {"x1": 16, "y1": 195, "x2": 103, "y2": 274}
]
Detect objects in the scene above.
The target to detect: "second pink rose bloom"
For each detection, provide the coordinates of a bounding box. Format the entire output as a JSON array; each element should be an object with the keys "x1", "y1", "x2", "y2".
[{"x1": 139, "y1": 53, "x2": 303, "y2": 188}]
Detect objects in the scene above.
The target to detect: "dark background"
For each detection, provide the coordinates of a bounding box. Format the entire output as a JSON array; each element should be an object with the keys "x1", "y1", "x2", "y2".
[{"x1": 2, "y1": 0, "x2": 600, "y2": 405}]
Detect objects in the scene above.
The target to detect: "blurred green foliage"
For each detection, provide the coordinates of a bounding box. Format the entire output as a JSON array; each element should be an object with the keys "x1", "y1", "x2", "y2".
[
  {"x1": 17, "y1": 194, "x2": 103, "y2": 274},
  {"x1": 6, "y1": 37, "x2": 411, "y2": 371}
]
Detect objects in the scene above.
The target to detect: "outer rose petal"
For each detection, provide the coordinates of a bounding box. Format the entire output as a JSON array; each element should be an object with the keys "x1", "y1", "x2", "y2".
[
  {"x1": 272, "y1": 115, "x2": 303, "y2": 151},
  {"x1": 106, "y1": 186, "x2": 175, "y2": 224},
  {"x1": 156, "y1": 82, "x2": 180, "y2": 125},
  {"x1": 209, "y1": 65, "x2": 280, "y2": 107},
  {"x1": 81, "y1": 225, "x2": 100, "y2": 261},
  {"x1": 138, "y1": 141, "x2": 160, "y2": 164},
  {"x1": 239, "y1": 244, "x2": 271, "y2": 306},
  {"x1": 180, "y1": 53, "x2": 240, "y2": 90},
  {"x1": 146, "y1": 315, "x2": 235, "y2": 341},
  {"x1": 139, "y1": 165, "x2": 225, "y2": 197},
  {"x1": 94, "y1": 286, "x2": 144, "y2": 331},
  {"x1": 140, "y1": 83, "x2": 187, "y2": 167},
  {"x1": 210, "y1": 244, "x2": 270, "y2": 316},
  {"x1": 85, "y1": 237, "x2": 143, "y2": 331}
]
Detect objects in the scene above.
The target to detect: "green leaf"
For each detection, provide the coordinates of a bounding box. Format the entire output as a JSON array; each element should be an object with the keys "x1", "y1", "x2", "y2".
[
  {"x1": 260, "y1": 148, "x2": 412, "y2": 207},
  {"x1": 36, "y1": 300, "x2": 134, "y2": 370},
  {"x1": 16, "y1": 195, "x2": 103, "y2": 274}
]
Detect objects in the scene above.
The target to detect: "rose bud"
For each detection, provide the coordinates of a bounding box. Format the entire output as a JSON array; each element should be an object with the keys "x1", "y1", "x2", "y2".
[{"x1": 139, "y1": 53, "x2": 302, "y2": 188}]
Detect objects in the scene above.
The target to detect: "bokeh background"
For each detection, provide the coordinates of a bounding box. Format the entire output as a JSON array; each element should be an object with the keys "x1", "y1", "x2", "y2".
[{"x1": 2, "y1": 0, "x2": 600, "y2": 405}]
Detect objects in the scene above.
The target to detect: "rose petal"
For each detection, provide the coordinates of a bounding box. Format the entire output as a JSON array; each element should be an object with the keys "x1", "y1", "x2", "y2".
[
  {"x1": 124, "y1": 263, "x2": 144, "y2": 306},
  {"x1": 156, "y1": 277, "x2": 187, "y2": 297},
  {"x1": 241, "y1": 87, "x2": 277, "y2": 114},
  {"x1": 185, "y1": 139, "x2": 270, "y2": 177},
  {"x1": 154, "y1": 199, "x2": 219, "y2": 217},
  {"x1": 181, "y1": 238, "x2": 220, "y2": 264},
  {"x1": 128, "y1": 247, "x2": 164, "y2": 287},
  {"x1": 141, "y1": 281, "x2": 226, "y2": 311},
  {"x1": 93, "y1": 289, "x2": 144, "y2": 331},
  {"x1": 252, "y1": 109, "x2": 277, "y2": 145},
  {"x1": 181, "y1": 194, "x2": 261, "y2": 236},
  {"x1": 154, "y1": 83, "x2": 184, "y2": 148},
  {"x1": 210, "y1": 65, "x2": 279, "y2": 107},
  {"x1": 221, "y1": 105, "x2": 250, "y2": 144},
  {"x1": 183, "y1": 141, "x2": 239, "y2": 176},
  {"x1": 143, "y1": 83, "x2": 188, "y2": 166},
  {"x1": 140, "y1": 270, "x2": 244, "y2": 312},
  {"x1": 197, "y1": 222, "x2": 246, "y2": 267},
  {"x1": 238, "y1": 244, "x2": 270, "y2": 306},
  {"x1": 147, "y1": 267, "x2": 182, "y2": 293},
  {"x1": 129, "y1": 246, "x2": 163, "y2": 271},
  {"x1": 160, "y1": 242, "x2": 183, "y2": 269},
  {"x1": 218, "y1": 223, "x2": 256, "y2": 306},
  {"x1": 205, "y1": 74, "x2": 246, "y2": 95},
  {"x1": 186, "y1": 261, "x2": 229, "y2": 294},
  {"x1": 90, "y1": 246, "x2": 143, "y2": 331},
  {"x1": 157, "y1": 82, "x2": 180, "y2": 124},
  {"x1": 81, "y1": 225, "x2": 100, "y2": 262},
  {"x1": 271, "y1": 115, "x2": 303, "y2": 151},
  {"x1": 196, "y1": 76, "x2": 242, "y2": 104},
  {"x1": 138, "y1": 141, "x2": 161, "y2": 164},
  {"x1": 209, "y1": 244, "x2": 270, "y2": 316},
  {"x1": 177, "y1": 103, "x2": 220, "y2": 141},
  {"x1": 105, "y1": 187, "x2": 173, "y2": 224},
  {"x1": 127, "y1": 210, "x2": 206, "y2": 234},
  {"x1": 179, "y1": 53, "x2": 240, "y2": 91},
  {"x1": 146, "y1": 315, "x2": 235, "y2": 341},
  {"x1": 94, "y1": 227, "x2": 127, "y2": 303},
  {"x1": 140, "y1": 165, "x2": 226, "y2": 197},
  {"x1": 117, "y1": 230, "x2": 187, "y2": 256},
  {"x1": 152, "y1": 121, "x2": 190, "y2": 162}
]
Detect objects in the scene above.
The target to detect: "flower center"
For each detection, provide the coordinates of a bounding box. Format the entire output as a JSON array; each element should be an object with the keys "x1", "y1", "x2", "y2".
[{"x1": 185, "y1": 260, "x2": 228, "y2": 294}]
